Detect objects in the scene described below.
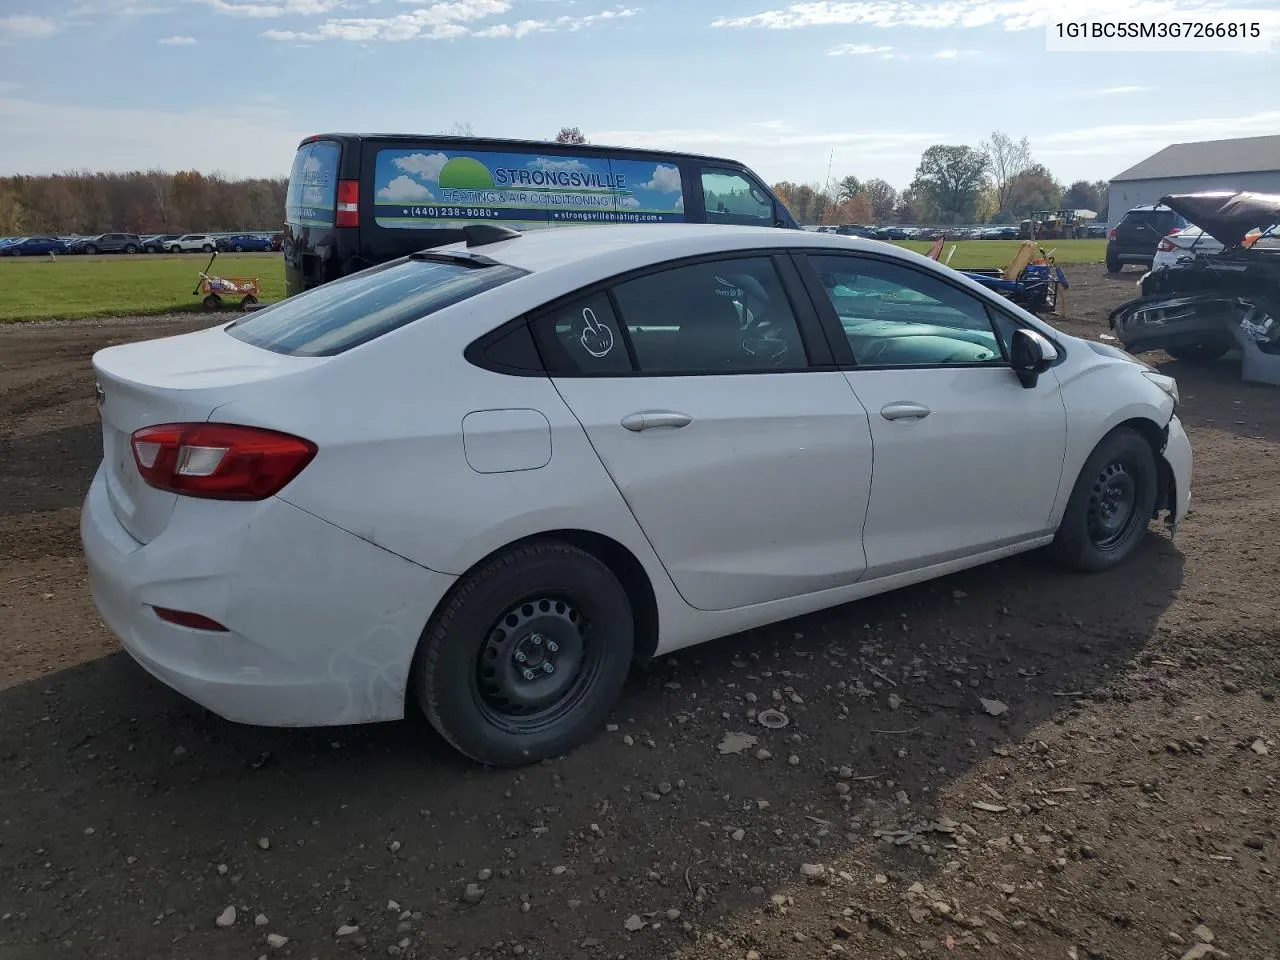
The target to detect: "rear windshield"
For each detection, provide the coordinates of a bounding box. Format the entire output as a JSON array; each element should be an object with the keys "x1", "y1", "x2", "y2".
[
  {"x1": 226, "y1": 258, "x2": 527, "y2": 357},
  {"x1": 286, "y1": 140, "x2": 341, "y2": 228}
]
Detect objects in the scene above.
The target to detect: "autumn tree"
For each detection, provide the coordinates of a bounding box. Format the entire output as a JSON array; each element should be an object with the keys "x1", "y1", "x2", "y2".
[
  {"x1": 1004, "y1": 164, "x2": 1061, "y2": 218},
  {"x1": 835, "y1": 175, "x2": 862, "y2": 203},
  {"x1": 554, "y1": 126, "x2": 587, "y2": 144},
  {"x1": 912, "y1": 145, "x2": 989, "y2": 223},
  {"x1": 980, "y1": 131, "x2": 1032, "y2": 212},
  {"x1": 861, "y1": 178, "x2": 897, "y2": 223},
  {"x1": 822, "y1": 194, "x2": 873, "y2": 225},
  {"x1": 1062, "y1": 179, "x2": 1108, "y2": 215},
  {"x1": 442, "y1": 121, "x2": 475, "y2": 136}
]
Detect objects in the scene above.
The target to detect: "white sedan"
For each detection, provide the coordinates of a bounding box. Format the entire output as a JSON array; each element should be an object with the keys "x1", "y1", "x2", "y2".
[
  {"x1": 1151, "y1": 224, "x2": 1277, "y2": 272},
  {"x1": 82, "y1": 224, "x2": 1191, "y2": 766}
]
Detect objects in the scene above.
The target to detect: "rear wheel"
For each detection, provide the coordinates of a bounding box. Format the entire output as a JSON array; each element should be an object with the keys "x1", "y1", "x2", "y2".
[
  {"x1": 1050, "y1": 427, "x2": 1158, "y2": 572},
  {"x1": 1166, "y1": 342, "x2": 1229, "y2": 365},
  {"x1": 414, "y1": 540, "x2": 634, "y2": 767},
  {"x1": 202, "y1": 244, "x2": 215, "y2": 253},
  {"x1": 202, "y1": 294, "x2": 222, "y2": 309},
  {"x1": 123, "y1": 244, "x2": 138, "y2": 254},
  {"x1": 1105, "y1": 252, "x2": 1122, "y2": 273},
  {"x1": 233, "y1": 243, "x2": 243, "y2": 252}
]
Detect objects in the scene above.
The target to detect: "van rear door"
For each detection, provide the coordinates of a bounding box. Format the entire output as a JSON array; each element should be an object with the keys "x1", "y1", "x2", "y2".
[{"x1": 284, "y1": 138, "x2": 344, "y2": 294}]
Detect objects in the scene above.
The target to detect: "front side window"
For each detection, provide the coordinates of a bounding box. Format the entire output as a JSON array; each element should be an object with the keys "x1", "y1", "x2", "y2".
[
  {"x1": 701, "y1": 170, "x2": 775, "y2": 226},
  {"x1": 807, "y1": 254, "x2": 1005, "y2": 367},
  {"x1": 227, "y1": 258, "x2": 527, "y2": 357}
]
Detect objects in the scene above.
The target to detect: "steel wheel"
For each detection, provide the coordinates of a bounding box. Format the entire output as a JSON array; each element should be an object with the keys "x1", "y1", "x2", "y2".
[
  {"x1": 472, "y1": 596, "x2": 601, "y2": 734},
  {"x1": 1086, "y1": 460, "x2": 1141, "y2": 551}
]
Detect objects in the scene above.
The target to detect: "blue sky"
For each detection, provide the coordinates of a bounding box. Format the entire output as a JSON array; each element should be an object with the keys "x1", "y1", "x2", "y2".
[{"x1": 0, "y1": 0, "x2": 1277, "y2": 189}]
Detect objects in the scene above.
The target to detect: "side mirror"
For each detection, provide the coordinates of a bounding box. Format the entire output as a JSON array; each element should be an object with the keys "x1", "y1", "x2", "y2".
[{"x1": 1010, "y1": 328, "x2": 1058, "y2": 388}]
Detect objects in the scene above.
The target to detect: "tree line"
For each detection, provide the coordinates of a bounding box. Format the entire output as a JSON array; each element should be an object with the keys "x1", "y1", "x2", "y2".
[
  {"x1": 0, "y1": 171, "x2": 287, "y2": 237},
  {"x1": 775, "y1": 131, "x2": 1110, "y2": 226}
]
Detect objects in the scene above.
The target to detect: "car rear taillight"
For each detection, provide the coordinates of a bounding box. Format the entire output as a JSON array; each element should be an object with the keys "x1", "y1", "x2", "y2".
[
  {"x1": 1157, "y1": 238, "x2": 1175, "y2": 252},
  {"x1": 1166, "y1": 227, "x2": 1181, "y2": 236},
  {"x1": 336, "y1": 179, "x2": 359, "y2": 228},
  {"x1": 1108, "y1": 228, "x2": 1117, "y2": 241},
  {"x1": 130, "y1": 423, "x2": 316, "y2": 501}
]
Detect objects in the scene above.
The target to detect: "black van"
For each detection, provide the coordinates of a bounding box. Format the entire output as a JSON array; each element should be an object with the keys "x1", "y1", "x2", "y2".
[{"x1": 283, "y1": 134, "x2": 800, "y2": 296}]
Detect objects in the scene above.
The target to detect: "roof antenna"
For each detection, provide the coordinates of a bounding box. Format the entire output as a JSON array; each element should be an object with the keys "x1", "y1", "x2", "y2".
[{"x1": 464, "y1": 224, "x2": 522, "y2": 248}]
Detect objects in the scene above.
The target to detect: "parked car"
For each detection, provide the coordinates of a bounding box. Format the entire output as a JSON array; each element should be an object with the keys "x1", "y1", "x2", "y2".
[
  {"x1": 1105, "y1": 204, "x2": 1190, "y2": 273},
  {"x1": 83, "y1": 223, "x2": 1190, "y2": 766},
  {"x1": 1111, "y1": 191, "x2": 1280, "y2": 382},
  {"x1": 216, "y1": 234, "x2": 274, "y2": 252},
  {"x1": 1086, "y1": 223, "x2": 1110, "y2": 239},
  {"x1": 835, "y1": 224, "x2": 877, "y2": 239},
  {"x1": 269, "y1": 232, "x2": 285, "y2": 252},
  {"x1": 1150, "y1": 223, "x2": 1278, "y2": 272},
  {"x1": 69, "y1": 233, "x2": 143, "y2": 255},
  {"x1": 165, "y1": 234, "x2": 217, "y2": 253},
  {"x1": 0, "y1": 236, "x2": 68, "y2": 256},
  {"x1": 144, "y1": 234, "x2": 184, "y2": 253}
]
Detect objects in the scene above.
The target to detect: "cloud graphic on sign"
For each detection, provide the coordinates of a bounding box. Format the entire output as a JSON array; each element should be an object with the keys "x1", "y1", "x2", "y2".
[
  {"x1": 642, "y1": 163, "x2": 681, "y2": 194},
  {"x1": 392, "y1": 151, "x2": 449, "y2": 182},
  {"x1": 528, "y1": 156, "x2": 592, "y2": 174},
  {"x1": 617, "y1": 195, "x2": 640, "y2": 208},
  {"x1": 377, "y1": 175, "x2": 436, "y2": 202},
  {"x1": 302, "y1": 154, "x2": 322, "y2": 174},
  {"x1": 675, "y1": 196, "x2": 684, "y2": 211}
]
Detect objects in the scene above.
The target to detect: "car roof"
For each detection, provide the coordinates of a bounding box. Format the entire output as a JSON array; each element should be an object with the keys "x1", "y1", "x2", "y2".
[{"x1": 433, "y1": 223, "x2": 892, "y2": 276}]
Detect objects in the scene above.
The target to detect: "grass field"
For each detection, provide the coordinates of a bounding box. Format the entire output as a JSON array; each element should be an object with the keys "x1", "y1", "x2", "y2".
[
  {"x1": 0, "y1": 239, "x2": 1109, "y2": 322},
  {"x1": 0, "y1": 253, "x2": 285, "y2": 322}
]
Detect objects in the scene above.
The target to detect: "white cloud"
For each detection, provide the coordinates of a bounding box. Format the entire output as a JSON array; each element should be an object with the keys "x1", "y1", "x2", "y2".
[
  {"x1": 528, "y1": 156, "x2": 591, "y2": 173},
  {"x1": 0, "y1": 81, "x2": 22, "y2": 95},
  {"x1": 157, "y1": 34, "x2": 198, "y2": 43},
  {"x1": 617, "y1": 195, "x2": 641, "y2": 208},
  {"x1": 829, "y1": 42, "x2": 892, "y2": 55},
  {"x1": 0, "y1": 15, "x2": 60, "y2": 38},
  {"x1": 392, "y1": 151, "x2": 450, "y2": 180},
  {"x1": 1099, "y1": 85, "x2": 1151, "y2": 95},
  {"x1": 377, "y1": 175, "x2": 436, "y2": 201},
  {"x1": 264, "y1": 2, "x2": 638, "y2": 41},
  {"x1": 674, "y1": 195, "x2": 684, "y2": 211},
  {"x1": 0, "y1": 96, "x2": 304, "y2": 177},
  {"x1": 641, "y1": 163, "x2": 682, "y2": 193},
  {"x1": 202, "y1": 0, "x2": 344, "y2": 18},
  {"x1": 1041, "y1": 109, "x2": 1280, "y2": 152},
  {"x1": 714, "y1": 0, "x2": 1280, "y2": 33}
]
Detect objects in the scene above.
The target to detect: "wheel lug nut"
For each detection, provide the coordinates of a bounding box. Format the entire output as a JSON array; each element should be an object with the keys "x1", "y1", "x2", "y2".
[
  {"x1": 515, "y1": 651, "x2": 527, "y2": 663},
  {"x1": 543, "y1": 663, "x2": 555, "y2": 675},
  {"x1": 522, "y1": 668, "x2": 536, "y2": 681},
  {"x1": 531, "y1": 634, "x2": 542, "y2": 646},
  {"x1": 546, "y1": 641, "x2": 559, "y2": 653}
]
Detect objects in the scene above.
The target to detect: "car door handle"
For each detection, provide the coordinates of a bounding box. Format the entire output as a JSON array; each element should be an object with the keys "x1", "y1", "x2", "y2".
[
  {"x1": 880, "y1": 401, "x2": 932, "y2": 421},
  {"x1": 621, "y1": 410, "x2": 693, "y2": 432}
]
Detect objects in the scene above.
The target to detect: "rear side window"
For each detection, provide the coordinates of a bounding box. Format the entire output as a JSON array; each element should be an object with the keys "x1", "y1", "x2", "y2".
[
  {"x1": 286, "y1": 140, "x2": 341, "y2": 227},
  {"x1": 226, "y1": 258, "x2": 527, "y2": 357}
]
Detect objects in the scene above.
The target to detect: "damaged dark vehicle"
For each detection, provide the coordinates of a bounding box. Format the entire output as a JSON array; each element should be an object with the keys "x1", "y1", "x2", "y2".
[{"x1": 1109, "y1": 191, "x2": 1280, "y2": 384}]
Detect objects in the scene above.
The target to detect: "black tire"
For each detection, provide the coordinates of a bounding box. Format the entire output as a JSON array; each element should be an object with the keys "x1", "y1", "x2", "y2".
[
  {"x1": 202, "y1": 244, "x2": 215, "y2": 253},
  {"x1": 170, "y1": 245, "x2": 181, "y2": 254},
  {"x1": 1105, "y1": 253, "x2": 1122, "y2": 274},
  {"x1": 84, "y1": 244, "x2": 98, "y2": 255},
  {"x1": 414, "y1": 540, "x2": 634, "y2": 767},
  {"x1": 123, "y1": 244, "x2": 138, "y2": 254},
  {"x1": 232, "y1": 244, "x2": 243, "y2": 252},
  {"x1": 1166, "y1": 342, "x2": 1228, "y2": 365},
  {"x1": 202, "y1": 294, "x2": 222, "y2": 309},
  {"x1": 1050, "y1": 427, "x2": 1158, "y2": 572},
  {"x1": 240, "y1": 295, "x2": 258, "y2": 311}
]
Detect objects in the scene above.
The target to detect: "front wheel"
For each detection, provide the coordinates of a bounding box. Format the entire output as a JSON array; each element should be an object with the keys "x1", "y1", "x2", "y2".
[
  {"x1": 84, "y1": 244, "x2": 98, "y2": 255},
  {"x1": 170, "y1": 245, "x2": 181, "y2": 254},
  {"x1": 1050, "y1": 427, "x2": 1158, "y2": 572},
  {"x1": 414, "y1": 540, "x2": 634, "y2": 766}
]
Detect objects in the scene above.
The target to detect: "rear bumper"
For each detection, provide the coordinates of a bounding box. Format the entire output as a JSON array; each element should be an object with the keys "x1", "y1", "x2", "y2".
[{"x1": 80, "y1": 465, "x2": 455, "y2": 727}]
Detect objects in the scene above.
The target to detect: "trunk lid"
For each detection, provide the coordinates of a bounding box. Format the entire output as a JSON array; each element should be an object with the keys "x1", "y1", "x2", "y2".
[{"x1": 92, "y1": 325, "x2": 324, "y2": 543}]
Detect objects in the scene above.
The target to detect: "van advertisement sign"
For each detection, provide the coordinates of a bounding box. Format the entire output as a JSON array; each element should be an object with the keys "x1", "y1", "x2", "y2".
[
  {"x1": 373, "y1": 149, "x2": 687, "y2": 230},
  {"x1": 286, "y1": 140, "x2": 341, "y2": 227}
]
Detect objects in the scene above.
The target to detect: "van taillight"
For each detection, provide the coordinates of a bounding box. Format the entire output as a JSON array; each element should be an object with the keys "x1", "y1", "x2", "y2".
[
  {"x1": 1108, "y1": 228, "x2": 1117, "y2": 241},
  {"x1": 336, "y1": 180, "x2": 359, "y2": 228}
]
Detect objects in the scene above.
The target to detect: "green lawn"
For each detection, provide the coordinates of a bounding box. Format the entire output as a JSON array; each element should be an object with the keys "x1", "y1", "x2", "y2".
[
  {"x1": 0, "y1": 239, "x2": 1109, "y2": 322},
  {"x1": 0, "y1": 253, "x2": 285, "y2": 322}
]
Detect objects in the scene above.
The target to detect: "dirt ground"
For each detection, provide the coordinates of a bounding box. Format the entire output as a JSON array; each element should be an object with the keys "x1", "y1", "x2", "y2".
[{"x1": 1, "y1": 266, "x2": 1276, "y2": 960}]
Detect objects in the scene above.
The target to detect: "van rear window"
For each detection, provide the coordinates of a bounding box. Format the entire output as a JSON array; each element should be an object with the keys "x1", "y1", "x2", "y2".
[
  {"x1": 286, "y1": 140, "x2": 341, "y2": 227},
  {"x1": 226, "y1": 258, "x2": 527, "y2": 357}
]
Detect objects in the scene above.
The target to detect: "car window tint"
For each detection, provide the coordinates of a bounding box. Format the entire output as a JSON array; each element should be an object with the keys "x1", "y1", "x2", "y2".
[
  {"x1": 533, "y1": 292, "x2": 633, "y2": 374},
  {"x1": 226, "y1": 258, "x2": 527, "y2": 357},
  {"x1": 610, "y1": 257, "x2": 807, "y2": 374},
  {"x1": 807, "y1": 254, "x2": 1004, "y2": 367},
  {"x1": 701, "y1": 170, "x2": 774, "y2": 226}
]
